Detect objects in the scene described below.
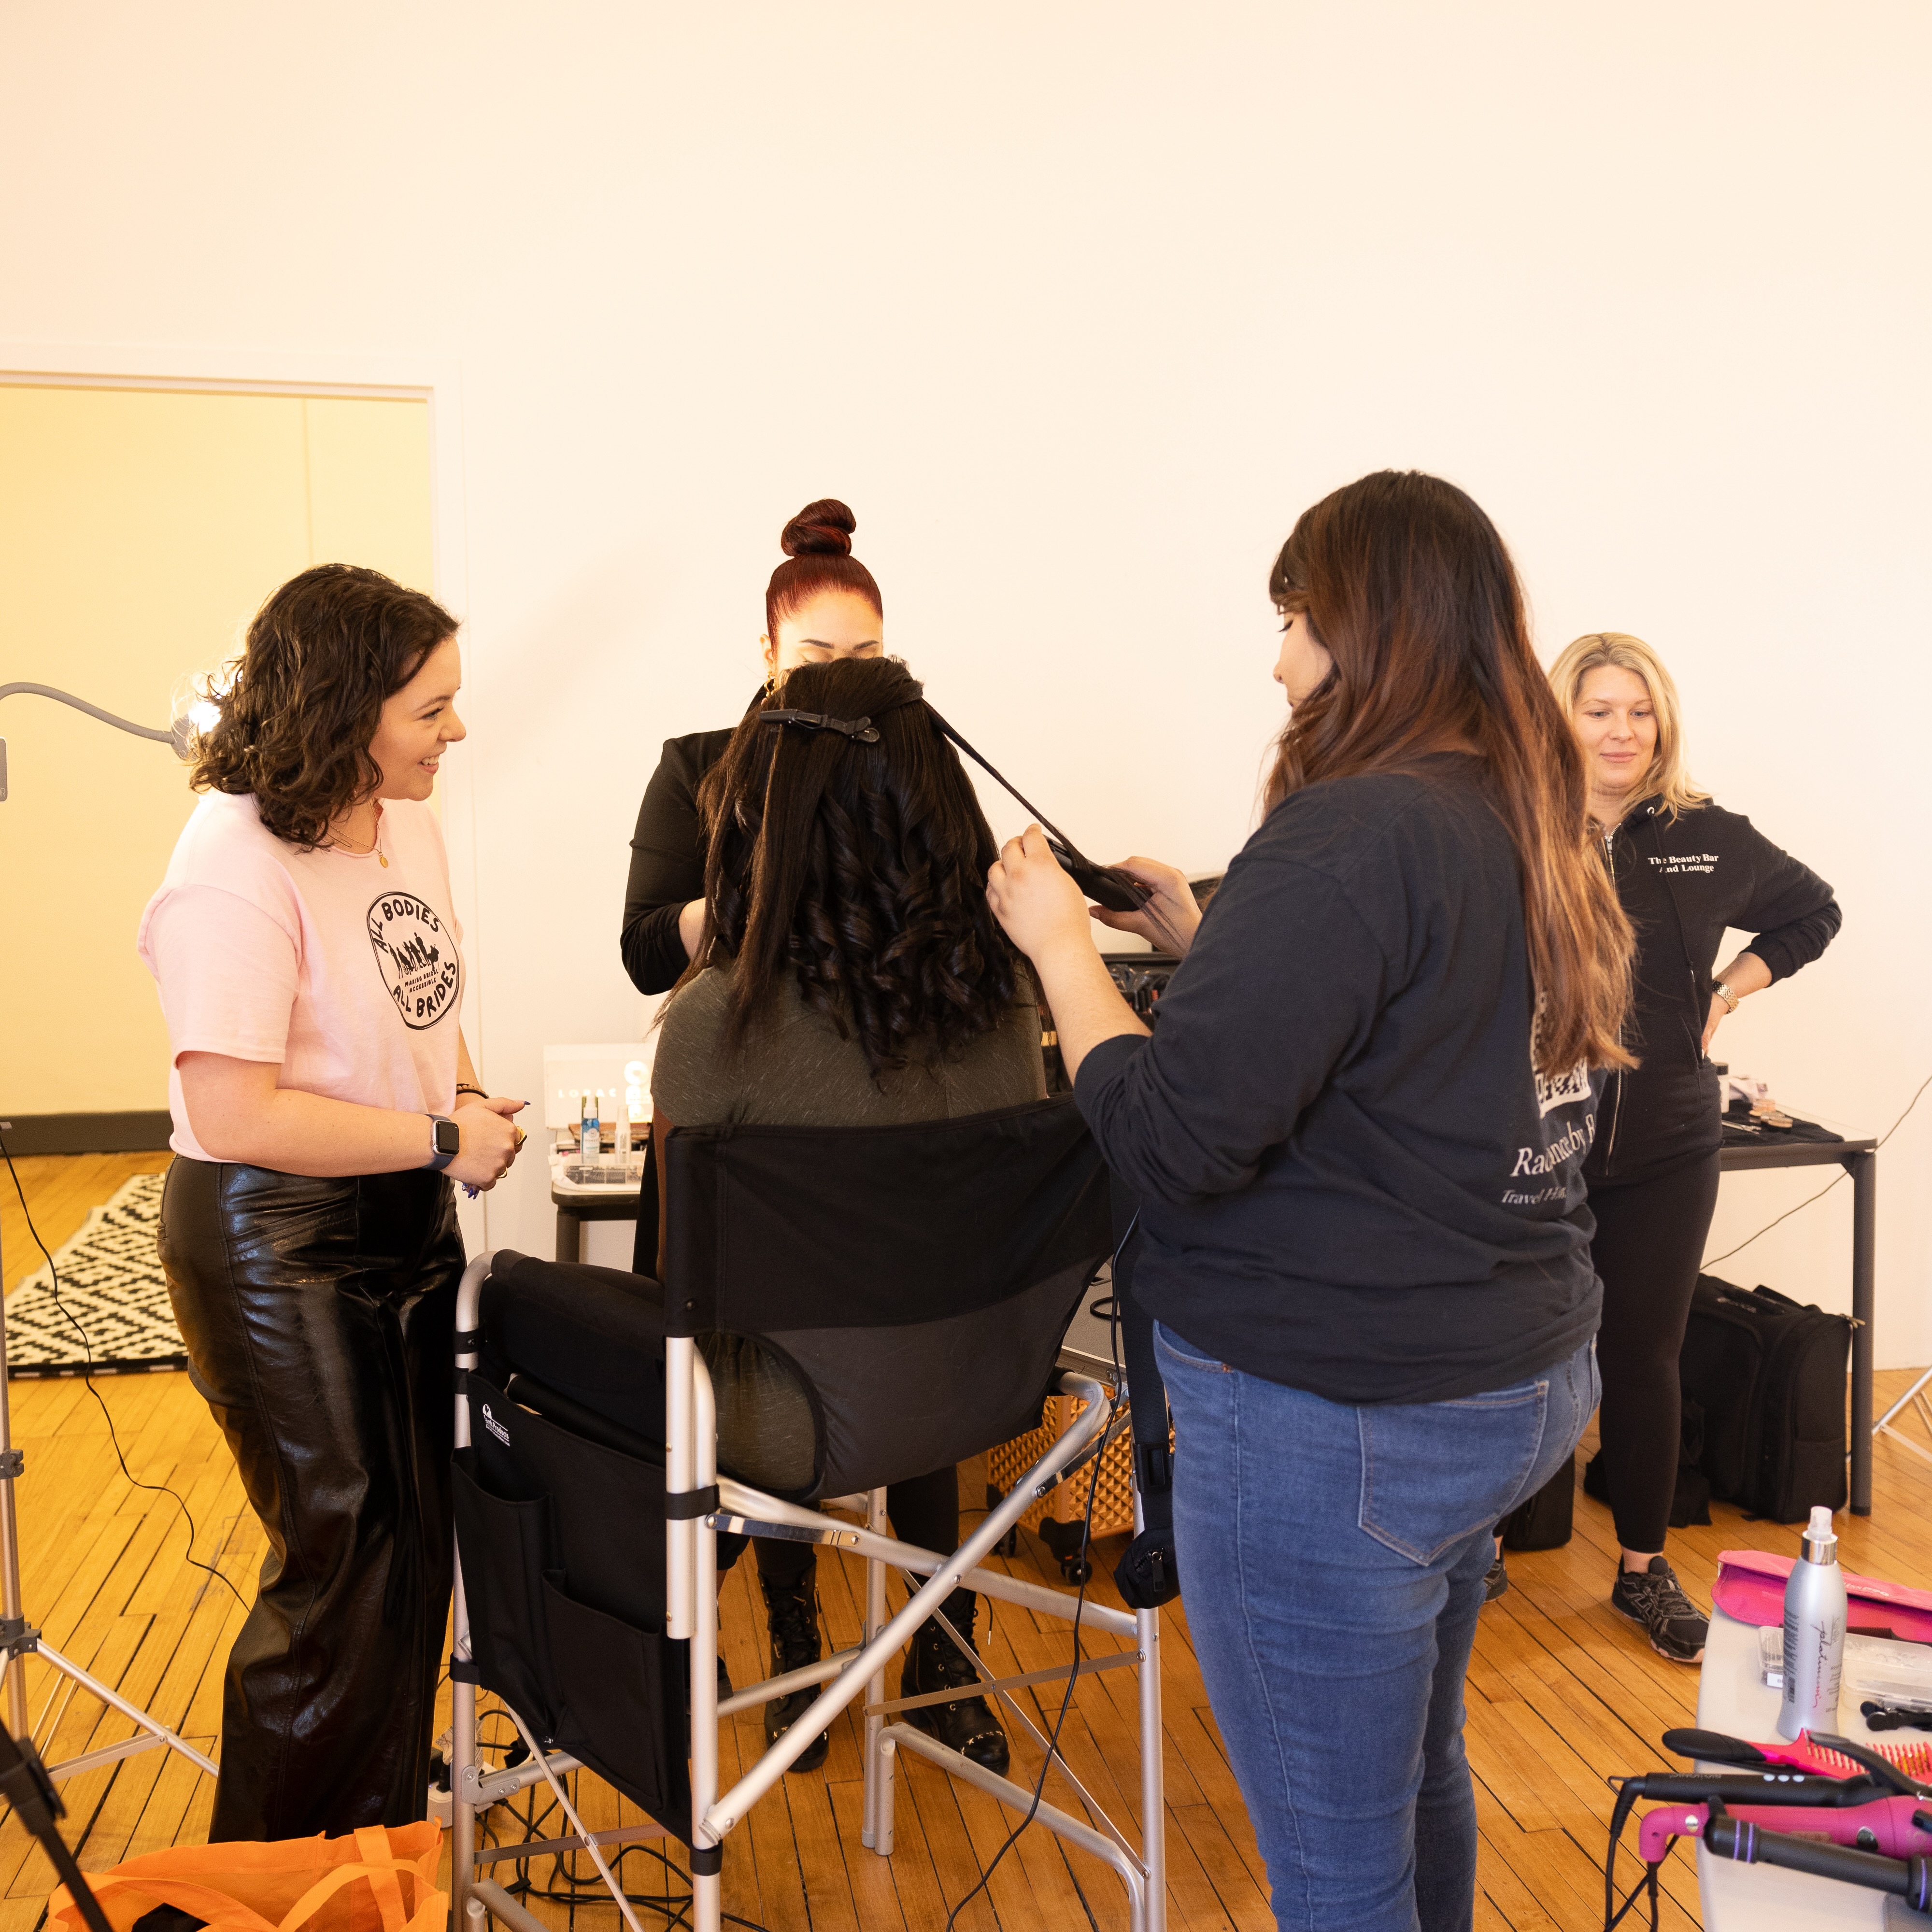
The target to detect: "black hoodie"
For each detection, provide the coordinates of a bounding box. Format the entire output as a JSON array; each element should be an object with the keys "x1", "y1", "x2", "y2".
[
  {"x1": 1075, "y1": 759, "x2": 1603, "y2": 1406},
  {"x1": 1588, "y1": 799, "x2": 1840, "y2": 1184}
]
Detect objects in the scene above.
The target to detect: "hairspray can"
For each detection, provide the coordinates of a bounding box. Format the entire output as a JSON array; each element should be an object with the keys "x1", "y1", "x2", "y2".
[{"x1": 1777, "y1": 1506, "x2": 1847, "y2": 1739}]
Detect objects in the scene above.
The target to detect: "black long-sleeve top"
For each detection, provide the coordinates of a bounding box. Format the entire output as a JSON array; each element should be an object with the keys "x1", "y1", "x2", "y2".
[
  {"x1": 1074, "y1": 759, "x2": 1604, "y2": 1406},
  {"x1": 1588, "y1": 798, "x2": 1841, "y2": 1182},
  {"x1": 621, "y1": 727, "x2": 736, "y2": 994}
]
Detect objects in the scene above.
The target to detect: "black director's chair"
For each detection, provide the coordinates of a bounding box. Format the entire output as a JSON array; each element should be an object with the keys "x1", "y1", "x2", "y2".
[{"x1": 446, "y1": 1095, "x2": 1170, "y2": 1932}]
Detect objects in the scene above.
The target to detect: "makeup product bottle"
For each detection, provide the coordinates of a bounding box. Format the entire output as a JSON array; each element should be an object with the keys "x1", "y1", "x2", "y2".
[
  {"x1": 579, "y1": 1090, "x2": 601, "y2": 1180},
  {"x1": 1778, "y1": 1506, "x2": 1847, "y2": 1739}
]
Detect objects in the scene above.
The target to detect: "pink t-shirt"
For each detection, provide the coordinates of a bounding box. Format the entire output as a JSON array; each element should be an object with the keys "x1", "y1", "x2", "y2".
[{"x1": 138, "y1": 791, "x2": 465, "y2": 1162}]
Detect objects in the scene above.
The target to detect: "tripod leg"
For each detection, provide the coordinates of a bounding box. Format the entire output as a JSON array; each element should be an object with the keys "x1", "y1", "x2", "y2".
[
  {"x1": 0, "y1": 1220, "x2": 33, "y2": 1738},
  {"x1": 0, "y1": 1726, "x2": 113, "y2": 1932},
  {"x1": 36, "y1": 1810, "x2": 113, "y2": 1932},
  {"x1": 32, "y1": 1641, "x2": 216, "y2": 1778}
]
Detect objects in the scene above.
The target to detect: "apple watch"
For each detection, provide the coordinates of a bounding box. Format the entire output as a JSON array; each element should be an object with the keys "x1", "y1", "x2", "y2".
[{"x1": 425, "y1": 1114, "x2": 461, "y2": 1172}]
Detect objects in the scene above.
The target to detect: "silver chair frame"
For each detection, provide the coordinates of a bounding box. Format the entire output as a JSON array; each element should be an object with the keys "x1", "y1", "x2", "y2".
[{"x1": 447, "y1": 1251, "x2": 1167, "y2": 1932}]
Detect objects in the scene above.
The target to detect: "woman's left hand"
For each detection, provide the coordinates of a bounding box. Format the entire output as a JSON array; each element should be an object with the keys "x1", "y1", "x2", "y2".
[{"x1": 987, "y1": 826, "x2": 1097, "y2": 962}]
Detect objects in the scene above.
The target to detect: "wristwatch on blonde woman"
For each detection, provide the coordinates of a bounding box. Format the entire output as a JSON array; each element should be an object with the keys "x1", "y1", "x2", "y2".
[{"x1": 1711, "y1": 979, "x2": 1741, "y2": 1014}]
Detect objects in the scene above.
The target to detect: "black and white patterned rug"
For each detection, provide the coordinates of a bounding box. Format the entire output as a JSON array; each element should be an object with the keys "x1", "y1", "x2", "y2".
[{"x1": 4, "y1": 1174, "x2": 185, "y2": 1378}]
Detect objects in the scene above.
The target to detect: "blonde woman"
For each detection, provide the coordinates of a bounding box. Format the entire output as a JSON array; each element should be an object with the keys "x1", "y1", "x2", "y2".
[{"x1": 1526, "y1": 631, "x2": 1840, "y2": 1662}]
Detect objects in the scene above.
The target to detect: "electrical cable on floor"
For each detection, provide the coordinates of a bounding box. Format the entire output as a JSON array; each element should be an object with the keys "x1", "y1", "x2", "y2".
[
  {"x1": 0, "y1": 1132, "x2": 248, "y2": 1612},
  {"x1": 943, "y1": 1437, "x2": 1106, "y2": 1930},
  {"x1": 1702, "y1": 1067, "x2": 1930, "y2": 1269},
  {"x1": 472, "y1": 1699, "x2": 770, "y2": 1931},
  {"x1": 941, "y1": 1218, "x2": 1138, "y2": 1931}
]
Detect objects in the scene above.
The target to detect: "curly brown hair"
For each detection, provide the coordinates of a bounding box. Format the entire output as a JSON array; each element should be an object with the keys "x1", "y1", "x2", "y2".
[
  {"x1": 693, "y1": 657, "x2": 1018, "y2": 1077},
  {"x1": 191, "y1": 564, "x2": 458, "y2": 849}
]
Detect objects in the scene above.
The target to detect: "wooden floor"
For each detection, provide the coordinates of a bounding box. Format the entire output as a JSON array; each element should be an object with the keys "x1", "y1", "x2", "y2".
[
  {"x1": 1, "y1": 1152, "x2": 1929, "y2": 1930},
  {"x1": 0, "y1": 1152, "x2": 174, "y2": 1296}
]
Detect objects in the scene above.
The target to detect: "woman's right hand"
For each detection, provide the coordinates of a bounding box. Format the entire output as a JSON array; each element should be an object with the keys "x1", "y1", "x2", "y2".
[
  {"x1": 450, "y1": 1096, "x2": 525, "y2": 1190},
  {"x1": 1091, "y1": 856, "x2": 1204, "y2": 958},
  {"x1": 677, "y1": 897, "x2": 707, "y2": 962}
]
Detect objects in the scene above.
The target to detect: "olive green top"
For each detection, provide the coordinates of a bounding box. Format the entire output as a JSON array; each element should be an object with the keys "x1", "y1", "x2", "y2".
[
  {"x1": 651, "y1": 966, "x2": 1046, "y2": 1130},
  {"x1": 652, "y1": 965, "x2": 1046, "y2": 1492}
]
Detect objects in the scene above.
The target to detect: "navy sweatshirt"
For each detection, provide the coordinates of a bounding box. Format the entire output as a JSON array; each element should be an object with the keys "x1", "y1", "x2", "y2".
[
  {"x1": 1075, "y1": 759, "x2": 1602, "y2": 1405},
  {"x1": 1587, "y1": 799, "x2": 1840, "y2": 1183}
]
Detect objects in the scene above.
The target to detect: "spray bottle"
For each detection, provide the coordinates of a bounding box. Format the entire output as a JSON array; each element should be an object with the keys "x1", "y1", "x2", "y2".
[
  {"x1": 579, "y1": 1089, "x2": 601, "y2": 1179},
  {"x1": 1777, "y1": 1505, "x2": 1847, "y2": 1740}
]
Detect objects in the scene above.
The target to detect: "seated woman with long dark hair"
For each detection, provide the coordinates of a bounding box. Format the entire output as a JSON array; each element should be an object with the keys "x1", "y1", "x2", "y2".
[{"x1": 650, "y1": 654, "x2": 1043, "y2": 1776}]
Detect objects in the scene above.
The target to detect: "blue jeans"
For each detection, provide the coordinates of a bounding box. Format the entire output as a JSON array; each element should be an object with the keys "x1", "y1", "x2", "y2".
[{"x1": 1156, "y1": 1326, "x2": 1598, "y2": 1932}]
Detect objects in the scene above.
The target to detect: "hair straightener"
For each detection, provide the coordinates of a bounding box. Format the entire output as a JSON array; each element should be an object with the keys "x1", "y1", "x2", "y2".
[
  {"x1": 1603, "y1": 1729, "x2": 1932, "y2": 1928},
  {"x1": 925, "y1": 711, "x2": 1190, "y2": 955}
]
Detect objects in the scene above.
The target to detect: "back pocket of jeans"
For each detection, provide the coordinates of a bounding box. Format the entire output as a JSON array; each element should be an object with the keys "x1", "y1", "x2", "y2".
[{"x1": 1357, "y1": 1384, "x2": 1547, "y2": 1564}]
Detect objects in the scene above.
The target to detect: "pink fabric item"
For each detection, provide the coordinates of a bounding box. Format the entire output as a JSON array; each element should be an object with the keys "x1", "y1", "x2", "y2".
[
  {"x1": 139, "y1": 791, "x2": 464, "y2": 1161},
  {"x1": 1713, "y1": 1547, "x2": 1932, "y2": 1641}
]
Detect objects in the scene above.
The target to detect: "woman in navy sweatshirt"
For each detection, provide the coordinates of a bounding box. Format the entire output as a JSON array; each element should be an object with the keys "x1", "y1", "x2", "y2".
[
  {"x1": 987, "y1": 471, "x2": 1635, "y2": 1932},
  {"x1": 1530, "y1": 632, "x2": 1839, "y2": 1663}
]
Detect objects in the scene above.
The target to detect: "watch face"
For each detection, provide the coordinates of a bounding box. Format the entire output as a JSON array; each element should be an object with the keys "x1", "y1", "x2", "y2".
[{"x1": 433, "y1": 1118, "x2": 462, "y2": 1157}]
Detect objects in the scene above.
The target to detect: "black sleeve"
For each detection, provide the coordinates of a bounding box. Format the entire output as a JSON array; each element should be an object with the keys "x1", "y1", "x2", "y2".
[
  {"x1": 1733, "y1": 820, "x2": 1843, "y2": 984},
  {"x1": 1073, "y1": 855, "x2": 1385, "y2": 1204},
  {"x1": 620, "y1": 738, "x2": 710, "y2": 995}
]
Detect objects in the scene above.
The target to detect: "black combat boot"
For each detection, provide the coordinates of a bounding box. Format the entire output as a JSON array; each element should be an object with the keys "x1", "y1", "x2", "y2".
[
  {"x1": 900, "y1": 1588, "x2": 1009, "y2": 1775},
  {"x1": 760, "y1": 1561, "x2": 830, "y2": 1771}
]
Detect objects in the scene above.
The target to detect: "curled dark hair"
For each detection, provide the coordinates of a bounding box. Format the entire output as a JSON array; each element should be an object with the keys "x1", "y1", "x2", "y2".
[
  {"x1": 764, "y1": 498, "x2": 883, "y2": 642},
  {"x1": 192, "y1": 564, "x2": 458, "y2": 849},
  {"x1": 693, "y1": 657, "x2": 1016, "y2": 1076}
]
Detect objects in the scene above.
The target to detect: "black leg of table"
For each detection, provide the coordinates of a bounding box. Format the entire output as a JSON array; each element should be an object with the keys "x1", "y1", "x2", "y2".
[
  {"x1": 1849, "y1": 1150, "x2": 1876, "y2": 1516},
  {"x1": 555, "y1": 1208, "x2": 583, "y2": 1264}
]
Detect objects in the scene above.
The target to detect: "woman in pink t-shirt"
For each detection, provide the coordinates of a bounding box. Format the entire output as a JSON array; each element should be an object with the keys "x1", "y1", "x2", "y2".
[{"x1": 141, "y1": 564, "x2": 525, "y2": 1842}]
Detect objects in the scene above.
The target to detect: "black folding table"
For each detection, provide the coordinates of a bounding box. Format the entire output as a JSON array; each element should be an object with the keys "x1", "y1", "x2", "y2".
[{"x1": 1718, "y1": 1130, "x2": 1877, "y2": 1515}]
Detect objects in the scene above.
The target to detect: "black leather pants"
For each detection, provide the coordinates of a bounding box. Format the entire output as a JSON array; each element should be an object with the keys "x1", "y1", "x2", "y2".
[{"x1": 157, "y1": 1158, "x2": 463, "y2": 1841}]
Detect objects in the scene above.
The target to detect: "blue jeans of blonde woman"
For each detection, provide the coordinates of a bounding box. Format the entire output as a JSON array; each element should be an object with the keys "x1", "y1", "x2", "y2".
[{"x1": 1156, "y1": 1325, "x2": 1598, "y2": 1932}]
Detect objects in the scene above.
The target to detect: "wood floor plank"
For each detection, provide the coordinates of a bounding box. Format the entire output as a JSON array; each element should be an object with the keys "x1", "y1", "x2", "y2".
[{"x1": 1167, "y1": 1803, "x2": 1276, "y2": 1930}]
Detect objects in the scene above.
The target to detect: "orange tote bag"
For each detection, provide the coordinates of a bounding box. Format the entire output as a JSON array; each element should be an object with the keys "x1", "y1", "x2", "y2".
[{"x1": 47, "y1": 1822, "x2": 446, "y2": 1932}]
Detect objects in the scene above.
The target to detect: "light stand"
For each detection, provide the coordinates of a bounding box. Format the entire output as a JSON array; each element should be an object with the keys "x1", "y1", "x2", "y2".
[
  {"x1": 0, "y1": 683, "x2": 217, "y2": 1788},
  {"x1": 1874, "y1": 1369, "x2": 1932, "y2": 1468},
  {"x1": 0, "y1": 1716, "x2": 114, "y2": 1932}
]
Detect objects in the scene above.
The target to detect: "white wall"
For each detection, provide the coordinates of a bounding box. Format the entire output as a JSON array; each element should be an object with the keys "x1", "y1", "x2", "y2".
[{"x1": 4, "y1": 4, "x2": 1927, "y2": 1356}]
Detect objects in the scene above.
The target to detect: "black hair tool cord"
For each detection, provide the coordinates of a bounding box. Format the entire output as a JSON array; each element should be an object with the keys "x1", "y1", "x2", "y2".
[{"x1": 924, "y1": 709, "x2": 1193, "y2": 952}]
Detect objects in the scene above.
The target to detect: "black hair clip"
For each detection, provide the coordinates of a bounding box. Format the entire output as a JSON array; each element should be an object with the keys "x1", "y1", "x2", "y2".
[{"x1": 760, "y1": 709, "x2": 880, "y2": 744}]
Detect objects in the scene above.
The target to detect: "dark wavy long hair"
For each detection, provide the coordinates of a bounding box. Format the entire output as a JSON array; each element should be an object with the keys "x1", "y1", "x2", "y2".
[
  {"x1": 692, "y1": 657, "x2": 1017, "y2": 1076},
  {"x1": 1266, "y1": 470, "x2": 1634, "y2": 1075},
  {"x1": 191, "y1": 564, "x2": 457, "y2": 850}
]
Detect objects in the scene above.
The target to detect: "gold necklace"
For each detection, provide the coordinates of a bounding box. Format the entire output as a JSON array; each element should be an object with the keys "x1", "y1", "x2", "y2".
[{"x1": 330, "y1": 818, "x2": 389, "y2": 866}]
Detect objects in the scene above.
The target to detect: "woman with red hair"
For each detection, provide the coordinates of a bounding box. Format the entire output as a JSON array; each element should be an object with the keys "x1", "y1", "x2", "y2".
[{"x1": 620, "y1": 498, "x2": 885, "y2": 996}]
